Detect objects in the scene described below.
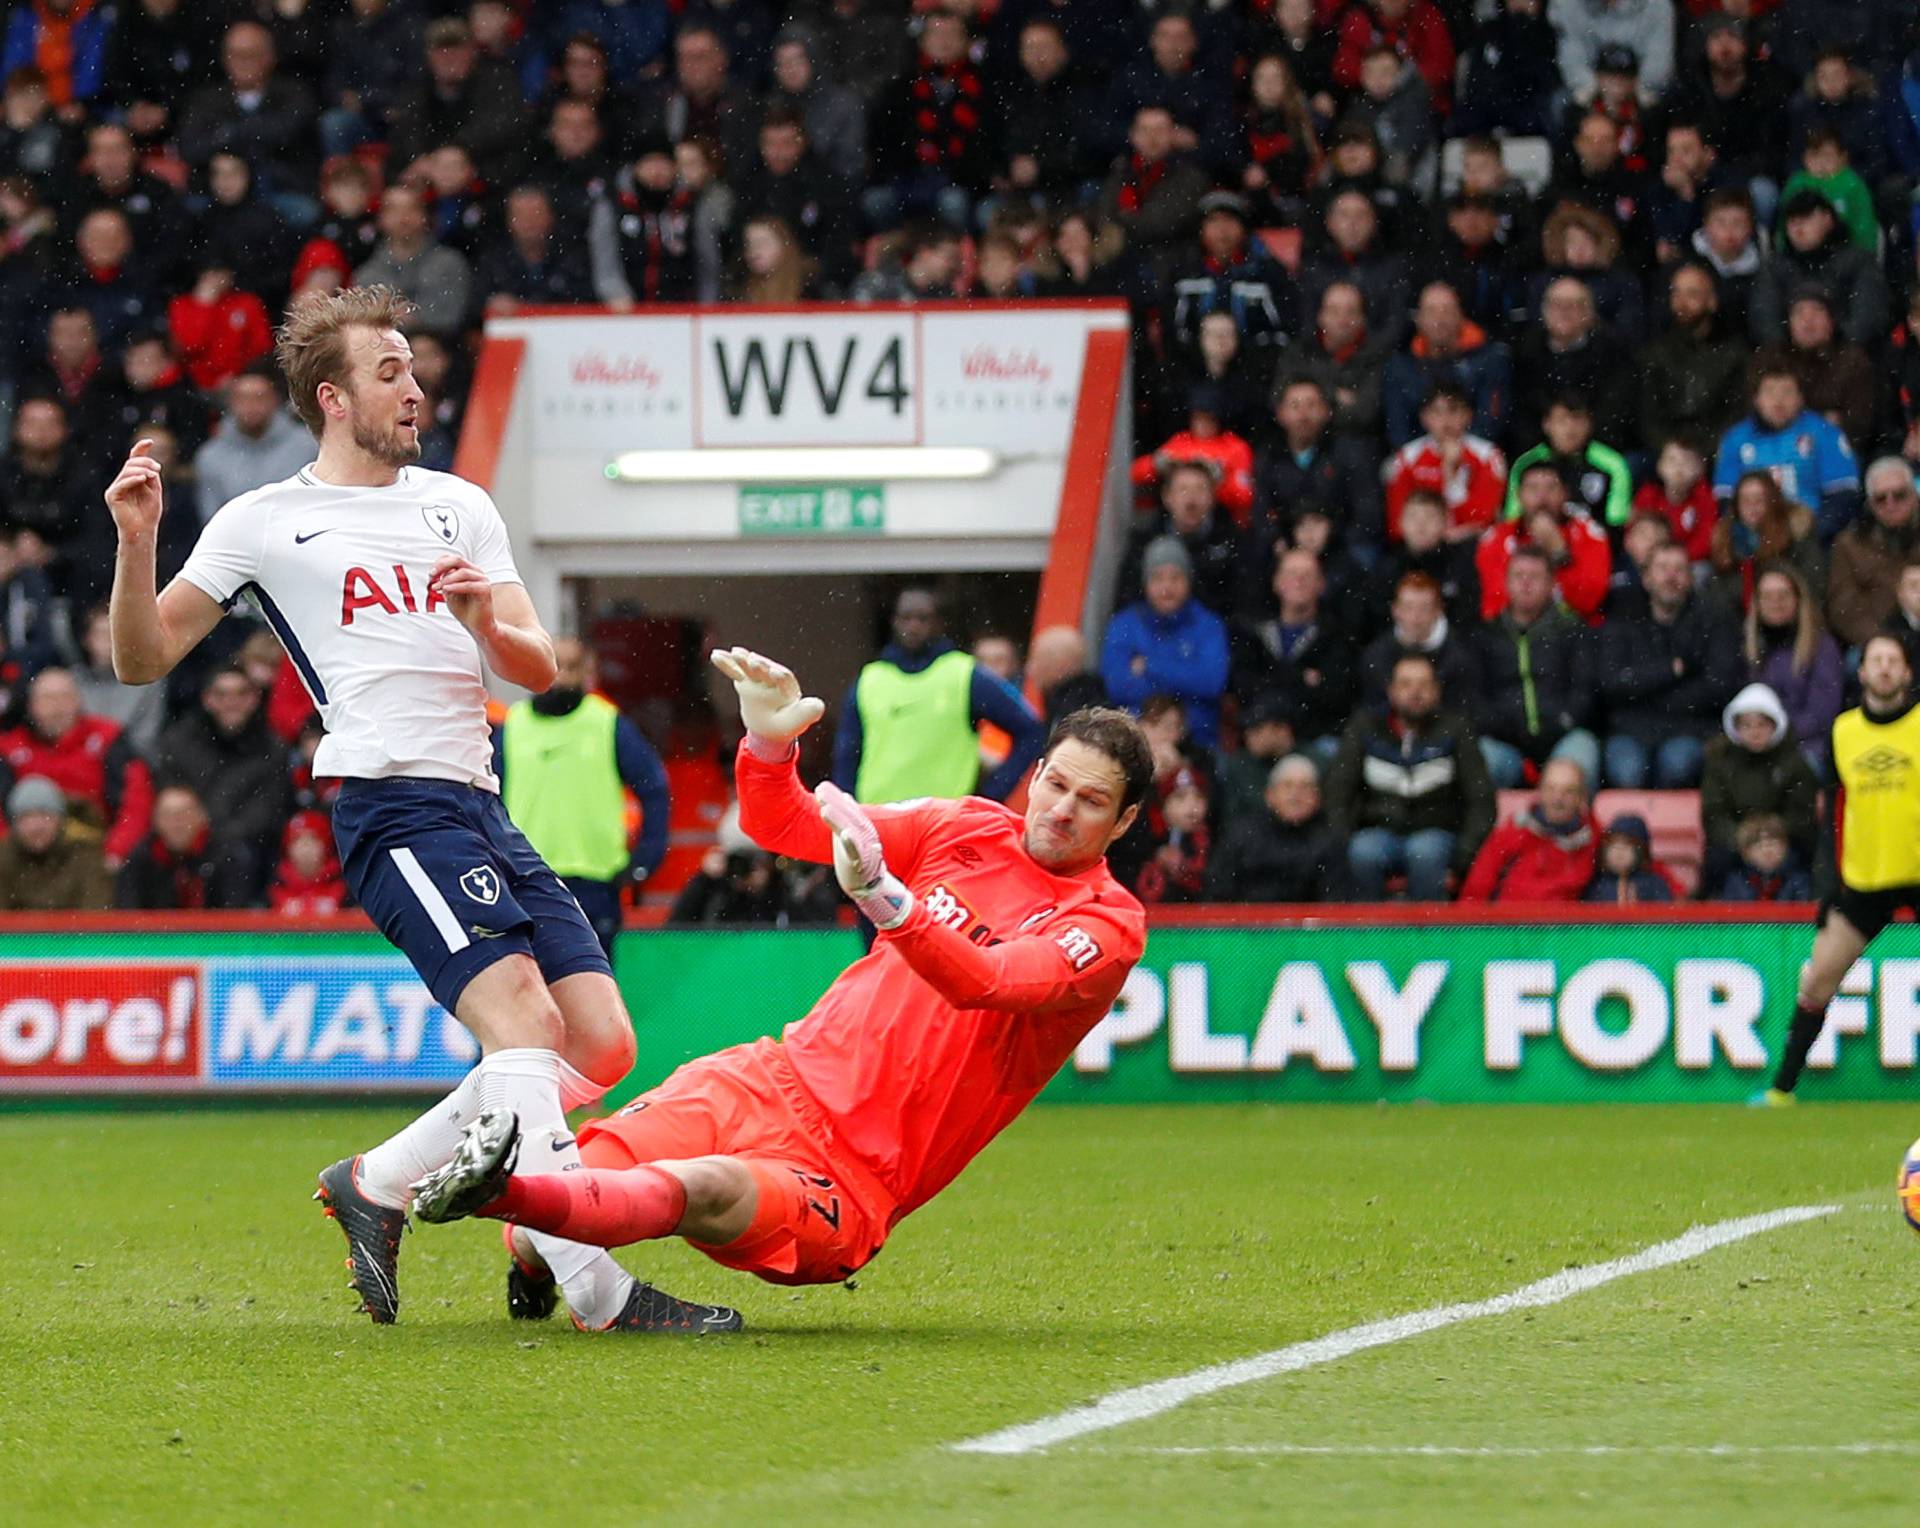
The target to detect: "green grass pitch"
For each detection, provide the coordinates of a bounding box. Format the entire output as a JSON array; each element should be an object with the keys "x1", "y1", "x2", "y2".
[{"x1": 4, "y1": 1102, "x2": 1918, "y2": 1525}]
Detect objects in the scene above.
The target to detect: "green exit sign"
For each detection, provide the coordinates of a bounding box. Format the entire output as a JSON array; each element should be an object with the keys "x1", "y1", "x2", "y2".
[{"x1": 738, "y1": 484, "x2": 886, "y2": 536}]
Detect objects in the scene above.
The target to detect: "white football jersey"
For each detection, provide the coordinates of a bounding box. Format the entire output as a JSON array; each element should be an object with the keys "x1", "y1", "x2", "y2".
[{"x1": 176, "y1": 465, "x2": 524, "y2": 789}]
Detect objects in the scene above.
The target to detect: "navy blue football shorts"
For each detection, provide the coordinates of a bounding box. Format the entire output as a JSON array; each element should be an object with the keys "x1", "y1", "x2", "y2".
[{"x1": 331, "y1": 777, "x2": 612, "y2": 1013}]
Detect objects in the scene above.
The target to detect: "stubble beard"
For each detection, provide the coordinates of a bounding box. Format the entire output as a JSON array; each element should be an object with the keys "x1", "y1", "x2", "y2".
[{"x1": 350, "y1": 412, "x2": 421, "y2": 468}]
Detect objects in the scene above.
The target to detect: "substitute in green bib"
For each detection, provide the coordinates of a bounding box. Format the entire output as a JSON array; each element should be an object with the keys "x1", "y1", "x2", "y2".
[
  {"x1": 496, "y1": 638, "x2": 669, "y2": 953},
  {"x1": 830, "y1": 587, "x2": 1044, "y2": 805}
]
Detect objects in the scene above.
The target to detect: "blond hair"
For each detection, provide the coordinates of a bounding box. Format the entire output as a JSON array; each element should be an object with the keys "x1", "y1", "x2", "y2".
[{"x1": 274, "y1": 284, "x2": 415, "y2": 437}]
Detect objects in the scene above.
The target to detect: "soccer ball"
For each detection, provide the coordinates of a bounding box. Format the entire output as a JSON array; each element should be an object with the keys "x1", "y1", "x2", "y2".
[{"x1": 1899, "y1": 1139, "x2": 1920, "y2": 1233}]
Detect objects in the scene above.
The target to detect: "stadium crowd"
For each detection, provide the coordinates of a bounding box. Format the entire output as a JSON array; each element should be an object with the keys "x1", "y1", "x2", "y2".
[{"x1": 0, "y1": 0, "x2": 1919, "y2": 912}]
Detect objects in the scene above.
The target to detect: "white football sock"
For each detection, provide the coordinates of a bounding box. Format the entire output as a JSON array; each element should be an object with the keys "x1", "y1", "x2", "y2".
[
  {"x1": 355, "y1": 1066, "x2": 488, "y2": 1210},
  {"x1": 521, "y1": 1056, "x2": 637, "y2": 1325}
]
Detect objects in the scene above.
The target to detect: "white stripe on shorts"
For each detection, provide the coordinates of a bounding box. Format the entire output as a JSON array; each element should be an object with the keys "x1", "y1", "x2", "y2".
[{"x1": 390, "y1": 846, "x2": 471, "y2": 953}]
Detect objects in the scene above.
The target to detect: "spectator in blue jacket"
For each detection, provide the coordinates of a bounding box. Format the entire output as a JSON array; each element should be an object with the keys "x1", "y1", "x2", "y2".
[
  {"x1": 1101, "y1": 536, "x2": 1232, "y2": 748},
  {"x1": 1714, "y1": 364, "x2": 1860, "y2": 542},
  {"x1": 1382, "y1": 282, "x2": 1514, "y2": 450}
]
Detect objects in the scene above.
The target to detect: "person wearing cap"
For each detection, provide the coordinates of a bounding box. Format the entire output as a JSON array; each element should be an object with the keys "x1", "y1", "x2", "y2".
[
  {"x1": 1700, "y1": 680, "x2": 1820, "y2": 893},
  {"x1": 1553, "y1": 0, "x2": 1671, "y2": 103},
  {"x1": 0, "y1": 775, "x2": 112, "y2": 911},
  {"x1": 386, "y1": 16, "x2": 529, "y2": 185},
  {"x1": 1581, "y1": 814, "x2": 1675, "y2": 903},
  {"x1": 1580, "y1": 43, "x2": 1649, "y2": 170},
  {"x1": 1713, "y1": 361, "x2": 1859, "y2": 541},
  {"x1": 1596, "y1": 541, "x2": 1742, "y2": 787},
  {"x1": 1101, "y1": 535, "x2": 1231, "y2": 748},
  {"x1": 1168, "y1": 189, "x2": 1299, "y2": 358},
  {"x1": 1752, "y1": 285, "x2": 1876, "y2": 449},
  {"x1": 1207, "y1": 752, "x2": 1346, "y2": 903},
  {"x1": 1750, "y1": 188, "x2": 1887, "y2": 347}
]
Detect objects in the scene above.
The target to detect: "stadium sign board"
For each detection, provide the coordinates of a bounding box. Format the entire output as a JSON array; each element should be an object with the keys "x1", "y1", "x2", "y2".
[
  {"x1": 6, "y1": 922, "x2": 1913, "y2": 1103},
  {"x1": 738, "y1": 484, "x2": 886, "y2": 536}
]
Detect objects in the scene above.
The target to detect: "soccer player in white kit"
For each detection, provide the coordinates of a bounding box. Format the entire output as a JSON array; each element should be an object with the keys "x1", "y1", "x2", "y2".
[{"x1": 104, "y1": 286, "x2": 739, "y2": 1334}]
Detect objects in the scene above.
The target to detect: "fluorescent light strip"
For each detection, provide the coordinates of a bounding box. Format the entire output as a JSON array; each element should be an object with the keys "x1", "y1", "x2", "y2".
[{"x1": 607, "y1": 447, "x2": 1000, "y2": 483}]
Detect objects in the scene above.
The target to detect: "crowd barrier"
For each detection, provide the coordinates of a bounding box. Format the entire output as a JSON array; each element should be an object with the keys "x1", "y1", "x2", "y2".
[{"x1": 0, "y1": 908, "x2": 1912, "y2": 1106}]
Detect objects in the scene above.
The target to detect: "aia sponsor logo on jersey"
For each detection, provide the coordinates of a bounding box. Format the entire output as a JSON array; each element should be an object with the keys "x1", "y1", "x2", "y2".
[
  {"x1": 1054, "y1": 925, "x2": 1103, "y2": 972},
  {"x1": 340, "y1": 565, "x2": 449, "y2": 625}
]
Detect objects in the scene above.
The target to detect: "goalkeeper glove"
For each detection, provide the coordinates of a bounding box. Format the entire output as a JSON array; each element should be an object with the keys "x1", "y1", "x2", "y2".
[
  {"x1": 710, "y1": 646, "x2": 826, "y2": 758},
  {"x1": 814, "y1": 782, "x2": 913, "y2": 931}
]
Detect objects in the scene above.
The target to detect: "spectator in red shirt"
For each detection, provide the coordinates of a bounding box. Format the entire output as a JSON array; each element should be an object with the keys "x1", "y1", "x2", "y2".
[
  {"x1": 269, "y1": 808, "x2": 347, "y2": 915},
  {"x1": 1458, "y1": 757, "x2": 1598, "y2": 902},
  {"x1": 0, "y1": 665, "x2": 152, "y2": 872},
  {"x1": 1633, "y1": 439, "x2": 1717, "y2": 566},
  {"x1": 1478, "y1": 460, "x2": 1611, "y2": 623},
  {"x1": 1131, "y1": 382, "x2": 1257, "y2": 527},
  {"x1": 1384, "y1": 381, "x2": 1507, "y2": 542},
  {"x1": 167, "y1": 264, "x2": 272, "y2": 390}
]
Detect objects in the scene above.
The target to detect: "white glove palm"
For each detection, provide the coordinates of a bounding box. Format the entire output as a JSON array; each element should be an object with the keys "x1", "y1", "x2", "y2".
[
  {"x1": 814, "y1": 782, "x2": 913, "y2": 930},
  {"x1": 710, "y1": 647, "x2": 826, "y2": 750}
]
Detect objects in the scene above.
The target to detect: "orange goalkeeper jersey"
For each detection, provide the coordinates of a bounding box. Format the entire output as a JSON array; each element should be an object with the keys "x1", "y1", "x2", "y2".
[{"x1": 735, "y1": 742, "x2": 1146, "y2": 1221}]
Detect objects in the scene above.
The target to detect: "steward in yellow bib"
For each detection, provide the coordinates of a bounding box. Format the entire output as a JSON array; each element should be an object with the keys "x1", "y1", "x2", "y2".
[
  {"x1": 496, "y1": 638, "x2": 669, "y2": 953},
  {"x1": 1759, "y1": 632, "x2": 1918, "y2": 1104},
  {"x1": 829, "y1": 587, "x2": 1044, "y2": 804}
]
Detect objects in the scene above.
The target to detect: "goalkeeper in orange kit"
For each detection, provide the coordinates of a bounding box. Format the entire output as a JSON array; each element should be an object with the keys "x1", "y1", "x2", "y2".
[{"x1": 409, "y1": 649, "x2": 1151, "y2": 1328}]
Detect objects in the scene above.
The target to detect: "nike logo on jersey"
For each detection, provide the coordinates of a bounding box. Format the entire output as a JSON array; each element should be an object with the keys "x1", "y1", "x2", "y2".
[
  {"x1": 293, "y1": 527, "x2": 341, "y2": 543},
  {"x1": 550, "y1": 1136, "x2": 576, "y2": 1152}
]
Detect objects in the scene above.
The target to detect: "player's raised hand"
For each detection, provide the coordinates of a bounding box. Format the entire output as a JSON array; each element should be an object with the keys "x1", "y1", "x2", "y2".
[
  {"x1": 104, "y1": 438, "x2": 165, "y2": 541},
  {"x1": 814, "y1": 781, "x2": 912, "y2": 930},
  {"x1": 429, "y1": 555, "x2": 494, "y2": 635},
  {"x1": 710, "y1": 646, "x2": 825, "y2": 743}
]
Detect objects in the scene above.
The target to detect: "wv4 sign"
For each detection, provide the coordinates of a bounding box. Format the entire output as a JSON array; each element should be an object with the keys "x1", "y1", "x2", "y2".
[
  {"x1": 206, "y1": 957, "x2": 476, "y2": 1090},
  {"x1": 1051, "y1": 923, "x2": 1920, "y2": 1104}
]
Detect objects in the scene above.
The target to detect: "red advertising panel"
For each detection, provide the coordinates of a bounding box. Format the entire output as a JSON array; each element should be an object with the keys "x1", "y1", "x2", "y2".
[{"x1": 0, "y1": 962, "x2": 202, "y2": 1090}]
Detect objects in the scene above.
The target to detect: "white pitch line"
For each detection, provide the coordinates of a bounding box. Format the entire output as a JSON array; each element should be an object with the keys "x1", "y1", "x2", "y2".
[
  {"x1": 950, "y1": 1204, "x2": 1839, "y2": 1457},
  {"x1": 1096, "y1": 1443, "x2": 1920, "y2": 1460}
]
